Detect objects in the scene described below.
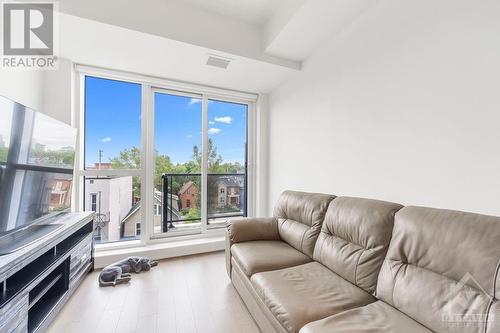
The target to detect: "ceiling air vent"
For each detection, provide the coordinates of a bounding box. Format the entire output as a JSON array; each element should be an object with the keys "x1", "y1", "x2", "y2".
[{"x1": 206, "y1": 55, "x2": 231, "y2": 69}]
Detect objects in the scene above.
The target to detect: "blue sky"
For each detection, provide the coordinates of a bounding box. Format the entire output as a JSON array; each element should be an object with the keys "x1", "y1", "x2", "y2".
[{"x1": 85, "y1": 76, "x2": 247, "y2": 167}]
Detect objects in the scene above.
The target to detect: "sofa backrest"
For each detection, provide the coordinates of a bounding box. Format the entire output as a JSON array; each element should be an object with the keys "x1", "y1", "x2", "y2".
[
  {"x1": 312, "y1": 197, "x2": 402, "y2": 294},
  {"x1": 377, "y1": 206, "x2": 500, "y2": 333},
  {"x1": 273, "y1": 191, "x2": 335, "y2": 258}
]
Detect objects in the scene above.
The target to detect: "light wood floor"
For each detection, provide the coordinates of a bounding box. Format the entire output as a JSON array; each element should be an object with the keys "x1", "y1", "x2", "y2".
[{"x1": 47, "y1": 251, "x2": 260, "y2": 333}]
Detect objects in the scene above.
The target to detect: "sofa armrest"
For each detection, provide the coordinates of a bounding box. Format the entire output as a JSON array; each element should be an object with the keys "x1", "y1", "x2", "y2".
[
  {"x1": 225, "y1": 217, "x2": 279, "y2": 277},
  {"x1": 226, "y1": 217, "x2": 280, "y2": 244}
]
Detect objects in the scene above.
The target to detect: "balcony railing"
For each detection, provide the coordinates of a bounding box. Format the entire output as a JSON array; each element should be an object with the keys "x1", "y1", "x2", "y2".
[
  {"x1": 161, "y1": 173, "x2": 247, "y2": 232},
  {"x1": 93, "y1": 211, "x2": 110, "y2": 243}
]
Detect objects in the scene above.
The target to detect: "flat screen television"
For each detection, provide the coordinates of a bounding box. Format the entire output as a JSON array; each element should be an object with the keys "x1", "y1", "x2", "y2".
[{"x1": 0, "y1": 95, "x2": 76, "y2": 253}]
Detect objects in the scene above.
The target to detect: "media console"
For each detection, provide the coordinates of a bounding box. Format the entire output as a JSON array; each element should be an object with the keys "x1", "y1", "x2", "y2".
[{"x1": 0, "y1": 212, "x2": 94, "y2": 333}]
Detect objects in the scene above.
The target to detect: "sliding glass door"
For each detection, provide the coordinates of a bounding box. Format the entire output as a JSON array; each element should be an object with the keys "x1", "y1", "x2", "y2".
[
  {"x1": 207, "y1": 99, "x2": 248, "y2": 228},
  {"x1": 153, "y1": 91, "x2": 202, "y2": 235},
  {"x1": 153, "y1": 91, "x2": 248, "y2": 236}
]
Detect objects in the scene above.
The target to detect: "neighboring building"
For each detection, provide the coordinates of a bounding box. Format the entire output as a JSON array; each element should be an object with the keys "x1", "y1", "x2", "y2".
[
  {"x1": 85, "y1": 176, "x2": 133, "y2": 243},
  {"x1": 178, "y1": 181, "x2": 198, "y2": 210},
  {"x1": 49, "y1": 178, "x2": 72, "y2": 211},
  {"x1": 89, "y1": 162, "x2": 113, "y2": 170},
  {"x1": 121, "y1": 191, "x2": 181, "y2": 237},
  {"x1": 217, "y1": 177, "x2": 241, "y2": 208}
]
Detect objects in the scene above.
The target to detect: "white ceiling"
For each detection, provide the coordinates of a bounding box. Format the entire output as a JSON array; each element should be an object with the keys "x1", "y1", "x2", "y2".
[
  {"x1": 57, "y1": 0, "x2": 300, "y2": 70},
  {"x1": 179, "y1": 0, "x2": 291, "y2": 25},
  {"x1": 55, "y1": 0, "x2": 376, "y2": 93},
  {"x1": 265, "y1": 0, "x2": 377, "y2": 61},
  {"x1": 58, "y1": 14, "x2": 294, "y2": 94}
]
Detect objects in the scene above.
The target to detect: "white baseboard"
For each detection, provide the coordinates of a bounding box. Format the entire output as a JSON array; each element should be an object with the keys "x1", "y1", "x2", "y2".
[{"x1": 94, "y1": 236, "x2": 225, "y2": 269}]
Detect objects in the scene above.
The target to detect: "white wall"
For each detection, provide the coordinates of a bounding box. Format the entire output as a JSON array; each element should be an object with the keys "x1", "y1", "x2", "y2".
[
  {"x1": 268, "y1": 0, "x2": 500, "y2": 216},
  {"x1": 85, "y1": 177, "x2": 133, "y2": 242},
  {"x1": 42, "y1": 58, "x2": 73, "y2": 125},
  {"x1": 0, "y1": 59, "x2": 73, "y2": 125},
  {"x1": 109, "y1": 176, "x2": 133, "y2": 241},
  {"x1": 0, "y1": 70, "x2": 44, "y2": 112}
]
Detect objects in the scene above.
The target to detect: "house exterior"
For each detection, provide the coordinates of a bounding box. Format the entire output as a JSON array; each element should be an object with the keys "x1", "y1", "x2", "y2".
[
  {"x1": 49, "y1": 178, "x2": 72, "y2": 211},
  {"x1": 121, "y1": 191, "x2": 181, "y2": 237},
  {"x1": 90, "y1": 162, "x2": 113, "y2": 170},
  {"x1": 178, "y1": 180, "x2": 198, "y2": 210},
  {"x1": 217, "y1": 177, "x2": 241, "y2": 208},
  {"x1": 84, "y1": 176, "x2": 133, "y2": 243}
]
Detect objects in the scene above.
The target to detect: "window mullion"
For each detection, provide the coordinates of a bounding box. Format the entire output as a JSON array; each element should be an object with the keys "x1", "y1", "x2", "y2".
[
  {"x1": 74, "y1": 72, "x2": 85, "y2": 213},
  {"x1": 143, "y1": 84, "x2": 154, "y2": 245},
  {"x1": 201, "y1": 95, "x2": 208, "y2": 233}
]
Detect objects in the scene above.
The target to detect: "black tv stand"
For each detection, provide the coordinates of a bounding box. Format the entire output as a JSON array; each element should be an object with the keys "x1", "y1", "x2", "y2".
[{"x1": 0, "y1": 212, "x2": 94, "y2": 333}]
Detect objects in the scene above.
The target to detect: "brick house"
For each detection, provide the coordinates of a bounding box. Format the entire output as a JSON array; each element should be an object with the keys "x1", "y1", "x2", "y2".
[{"x1": 178, "y1": 181, "x2": 198, "y2": 210}]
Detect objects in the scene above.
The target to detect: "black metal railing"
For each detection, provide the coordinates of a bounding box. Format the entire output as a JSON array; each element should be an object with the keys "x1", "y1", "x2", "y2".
[
  {"x1": 161, "y1": 173, "x2": 247, "y2": 232},
  {"x1": 93, "y1": 212, "x2": 109, "y2": 243}
]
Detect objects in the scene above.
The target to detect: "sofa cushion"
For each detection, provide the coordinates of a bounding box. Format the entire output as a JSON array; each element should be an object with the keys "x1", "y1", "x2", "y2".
[
  {"x1": 299, "y1": 301, "x2": 432, "y2": 333},
  {"x1": 377, "y1": 206, "x2": 500, "y2": 333},
  {"x1": 251, "y1": 262, "x2": 375, "y2": 333},
  {"x1": 313, "y1": 197, "x2": 402, "y2": 293},
  {"x1": 274, "y1": 191, "x2": 335, "y2": 257},
  {"x1": 231, "y1": 240, "x2": 312, "y2": 277}
]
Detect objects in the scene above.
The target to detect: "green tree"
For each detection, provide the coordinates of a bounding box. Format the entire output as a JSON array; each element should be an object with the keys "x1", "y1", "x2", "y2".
[
  {"x1": 109, "y1": 147, "x2": 141, "y2": 197},
  {"x1": 181, "y1": 207, "x2": 201, "y2": 222},
  {"x1": 30, "y1": 149, "x2": 75, "y2": 167},
  {"x1": 109, "y1": 141, "x2": 244, "y2": 217},
  {"x1": 109, "y1": 147, "x2": 141, "y2": 169},
  {"x1": 0, "y1": 147, "x2": 8, "y2": 162},
  {"x1": 191, "y1": 139, "x2": 245, "y2": 214},
  {"x1": 192, "y1": 138, "x2": 223, "y2": 171},
  {"x1": 109, "y1": 147, "x2": 189, "y2": 196},
  {"x1": 154, "y1": 154, "x2": 174, "y2": 190}
]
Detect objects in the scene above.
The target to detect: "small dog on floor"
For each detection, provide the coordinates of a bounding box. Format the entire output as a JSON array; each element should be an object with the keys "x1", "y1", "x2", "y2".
[{"x1": 98, "y1": 256, "x2": 158, "y2": 287}]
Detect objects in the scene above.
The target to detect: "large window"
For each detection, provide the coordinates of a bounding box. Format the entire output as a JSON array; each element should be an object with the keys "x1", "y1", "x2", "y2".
[
  {"x1": 83, "y1": 76, "x2": 142, "y2": 244},
  {"x1": 77, "y1": 69, "x2": 255, "y2": 246},
  {"x1": 153, "y1": 92, "x2": 248, "y2": 235}
]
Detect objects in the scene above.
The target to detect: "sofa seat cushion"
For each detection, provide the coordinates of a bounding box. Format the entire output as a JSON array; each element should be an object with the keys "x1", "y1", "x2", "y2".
[
  {"x1": 231, "y1": 240, "x2": 312, "y2": 277},
  {"x1": 299, "y1": 301, "x2": 432, "y2": 333},
  {"x1": 251, "y1": 262, "x2": 376, "y2": 333}
]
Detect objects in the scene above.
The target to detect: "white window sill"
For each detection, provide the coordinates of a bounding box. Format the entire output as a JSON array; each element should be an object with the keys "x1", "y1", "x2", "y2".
[{"x1": 93, "y1": 233, "x2": 225, "y2": 269}]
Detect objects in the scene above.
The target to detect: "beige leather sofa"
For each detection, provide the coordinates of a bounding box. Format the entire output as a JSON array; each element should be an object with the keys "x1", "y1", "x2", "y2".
[{"x1": 226, "y1": 191, "x2": 500, "y2": 333}]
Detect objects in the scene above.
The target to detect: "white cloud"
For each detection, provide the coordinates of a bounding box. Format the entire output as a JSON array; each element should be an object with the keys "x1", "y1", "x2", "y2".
[
  {"x1": 189, "y1": 99, "x2": 214, "y2": 106},
  {"x1": 100, "y1": 137, "x2": 112, "y2": 143},
  {"x1": 208, "y1": 128, "x2": 221, "y2": 135},
  {"x1": 189, "y1": 98, "x2": 201, "y2": 105},
  {"x1": 186, "y1": 134, "x2": 193, "y2": 138},
  {"x1": 214, "y1": 116, "x2": 232, "y2": 124},
  {"x1": 208, "y1": 121, "x2": 215, "y2": 125}
]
